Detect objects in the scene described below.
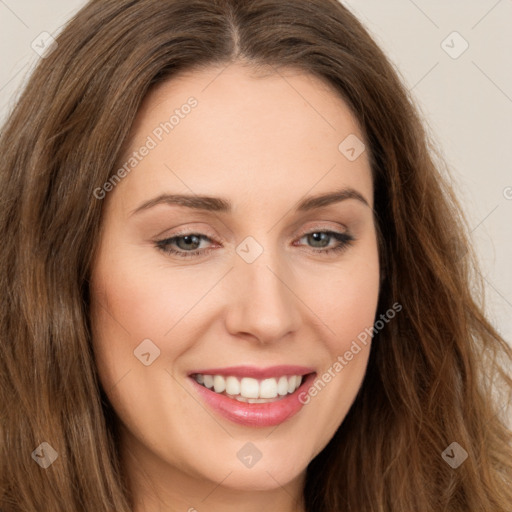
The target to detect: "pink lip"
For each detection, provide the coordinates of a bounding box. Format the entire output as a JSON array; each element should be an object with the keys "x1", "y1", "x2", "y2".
[
  {"x1": 188, "y1": 365, "x2": 316, "y2": 379},
  {"x1": 189, "y1": 371, "x2": 317, "y2": 427}
]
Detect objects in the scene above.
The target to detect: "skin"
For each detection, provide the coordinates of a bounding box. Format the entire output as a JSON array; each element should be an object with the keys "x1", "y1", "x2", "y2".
[{"x1": 90, "y1": 62, "x2": 380, "y2": 512}]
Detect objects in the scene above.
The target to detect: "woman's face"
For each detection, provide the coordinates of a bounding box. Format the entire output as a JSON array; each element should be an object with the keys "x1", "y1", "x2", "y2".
[{"x1": 90, "y1": 63, "x2": 380, "y2": 508}]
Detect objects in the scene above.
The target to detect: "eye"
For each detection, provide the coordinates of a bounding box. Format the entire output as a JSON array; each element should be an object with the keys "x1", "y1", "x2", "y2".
[
  {"x1": 155, "y1": 233, "x2": 214, "y2": 259},
  {"x1": 155, "y1": 229, "x2": 355, "y2": 259},
  {"x1": 294, "y1": 230, "x2": 355, "y2": 255}
]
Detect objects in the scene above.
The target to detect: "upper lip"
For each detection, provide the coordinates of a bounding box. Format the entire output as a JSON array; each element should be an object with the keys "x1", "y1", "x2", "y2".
[{"x1": 188, "y1": 365, "x2": 316, "y2": 380}]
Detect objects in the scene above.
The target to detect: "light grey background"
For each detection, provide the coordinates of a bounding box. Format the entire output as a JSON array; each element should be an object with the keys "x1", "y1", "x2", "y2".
[{"x1": 1, "y1": 0, "x2": 511, "y2": 349}]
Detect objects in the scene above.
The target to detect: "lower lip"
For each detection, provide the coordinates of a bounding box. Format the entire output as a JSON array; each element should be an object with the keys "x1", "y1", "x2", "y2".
[{"x1": 190, "y1": 373, "x2": 316, "y2": 427}]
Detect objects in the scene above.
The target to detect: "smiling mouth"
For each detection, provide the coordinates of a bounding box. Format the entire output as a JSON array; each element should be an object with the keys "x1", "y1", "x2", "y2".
[
  {"x1": 191, "y1": 373, "x2": 313, "y2": 403},
  {"x1": 189, "y1": 370, "x2": 318, "y2": 427}
]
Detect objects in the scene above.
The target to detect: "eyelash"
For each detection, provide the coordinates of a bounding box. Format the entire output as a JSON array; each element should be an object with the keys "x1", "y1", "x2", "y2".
[{"x1": 155, "y1": 229, "x2": 355, "y2": 259}]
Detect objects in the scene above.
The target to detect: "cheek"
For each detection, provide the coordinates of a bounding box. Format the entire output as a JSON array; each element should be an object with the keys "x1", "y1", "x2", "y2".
[
  {"x1": 89, "y1": 238, "x2": 225, "y2": 406},
  {"x1": 306, "y1": 235, "x2": 381, "y2": 348},
  {"x1": 325, "y1": 264, "x2": 380, "y2": 344},
  {"x1": 88, "y1": 244, "x2": 175, "y2": 390},
  {"x1": 297, "y1": 239, "x2": 380, "y2": 447},
  {"x1": 312, "y1": 260, "x2": 379, "y2": 385},
  {"x1": 88, "y1": 250, "x2": 197, "y2": 449},
  {"x1": 91, "y1": 244, "x2": 201, "y2": 342}
]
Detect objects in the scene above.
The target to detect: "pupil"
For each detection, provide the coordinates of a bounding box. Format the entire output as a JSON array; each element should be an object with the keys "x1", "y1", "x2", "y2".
[
  {"x1": 180, "y1": 235, "x2": 200, "y2": 250},
  {"x1": 310, "y1": 232, "x2": 328, "y2": 247}
]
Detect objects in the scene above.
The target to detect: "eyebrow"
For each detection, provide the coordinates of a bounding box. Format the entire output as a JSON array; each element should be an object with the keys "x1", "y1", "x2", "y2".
[{"x1": 129, "y1": 187, "x2": 370, "y2": 216}]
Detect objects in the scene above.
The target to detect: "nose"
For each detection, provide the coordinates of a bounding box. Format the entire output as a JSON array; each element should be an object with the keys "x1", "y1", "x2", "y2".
[{"x1": 223, "y1": 247, "x2": 302, "y2": 345}]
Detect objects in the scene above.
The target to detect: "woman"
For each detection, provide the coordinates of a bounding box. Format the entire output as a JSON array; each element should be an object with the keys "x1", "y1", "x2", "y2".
[{"x1": 0, "y1": 1, "x2": 511, "y2": 511}]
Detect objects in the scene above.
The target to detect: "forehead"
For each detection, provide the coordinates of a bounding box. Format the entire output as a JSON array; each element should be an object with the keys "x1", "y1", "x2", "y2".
[
  {"x1": 109, "y1": 63, "x2": 372, "y2": 213},
  {"x1": 135, "y1": 63, "x2": 364, "y2": 142}
]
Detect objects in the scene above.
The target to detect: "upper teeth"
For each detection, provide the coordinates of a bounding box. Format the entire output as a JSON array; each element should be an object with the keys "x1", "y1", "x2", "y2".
[{"x1": 193, "y1": 374, "x2": 304, "y2": 399}]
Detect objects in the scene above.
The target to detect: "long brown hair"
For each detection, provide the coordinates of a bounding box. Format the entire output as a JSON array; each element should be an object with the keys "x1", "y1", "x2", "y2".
[{"x1": 1, "y1": 1, "x2": 511, "y2": 510}]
